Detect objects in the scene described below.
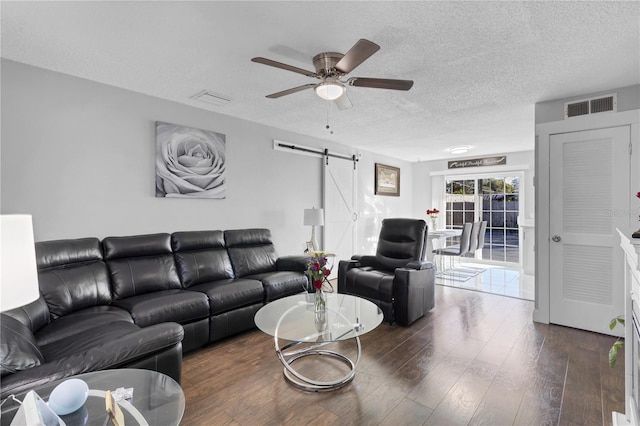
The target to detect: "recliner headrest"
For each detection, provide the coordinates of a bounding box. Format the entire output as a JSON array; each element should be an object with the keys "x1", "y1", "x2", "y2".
[{"x1": 375, "y1": 218, "x2": 427, "y2": 270}]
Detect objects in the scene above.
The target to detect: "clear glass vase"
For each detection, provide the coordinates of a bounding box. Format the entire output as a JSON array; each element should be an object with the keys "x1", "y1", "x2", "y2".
[
  {"x1": 314, "y1": 310, "x2": 327, "y2": 332},
  {"x1": 314, "y1": 289, "x2": 326, "y2": 313}
]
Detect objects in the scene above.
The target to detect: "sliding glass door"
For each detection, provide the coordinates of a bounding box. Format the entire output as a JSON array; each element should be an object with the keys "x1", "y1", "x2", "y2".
[
  {"x1": 444, "y1": 179, "x2": 475, "y2": 230},
  {"x1": 480, "y1": 177, "x2": 519, "y2": 262},
  {"x1": 445, "y1": 175, "x2": 521, "y2": 264}
]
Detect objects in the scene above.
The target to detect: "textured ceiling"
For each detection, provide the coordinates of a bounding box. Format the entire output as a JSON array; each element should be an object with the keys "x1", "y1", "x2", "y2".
[{"x1": 2, "y1": 1, "x2": 639, "y2": 162}]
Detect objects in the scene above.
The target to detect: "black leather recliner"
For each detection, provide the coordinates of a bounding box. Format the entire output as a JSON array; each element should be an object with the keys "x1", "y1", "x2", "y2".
[{"x1": 337, "y1": 218, "x2": 435, "y2": 326}]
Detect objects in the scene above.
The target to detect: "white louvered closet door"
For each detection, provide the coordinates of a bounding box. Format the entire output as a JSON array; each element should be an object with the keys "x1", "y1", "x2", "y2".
[{"x1": 549, "y1": 126, "x2": 630, "y2": 334}]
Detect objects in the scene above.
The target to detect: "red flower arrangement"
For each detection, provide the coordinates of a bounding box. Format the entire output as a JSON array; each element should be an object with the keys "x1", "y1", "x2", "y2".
[
  {"x1": 305, "y1": 252, "x2": 331, "y2": 290},
  {"x1": 426, "y1": 208, "x2": 440, "y2": 218}
]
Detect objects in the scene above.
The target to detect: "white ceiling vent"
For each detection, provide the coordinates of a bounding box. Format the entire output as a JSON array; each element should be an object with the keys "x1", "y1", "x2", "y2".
[
  {"x1": 191, "y1": 90, "x2": 231, "y2": 106},
  {"x1": 565, "y1": 93, "x2": 617, "y2": 119}
]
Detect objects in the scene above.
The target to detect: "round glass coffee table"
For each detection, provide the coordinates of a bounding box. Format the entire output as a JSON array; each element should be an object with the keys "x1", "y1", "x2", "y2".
[
  {"x1": 0, "y1": 369, "x2": 184, "y2": 426},
  {"x1": 254, "y1": 292, "x2": 383, "y2": 392}
]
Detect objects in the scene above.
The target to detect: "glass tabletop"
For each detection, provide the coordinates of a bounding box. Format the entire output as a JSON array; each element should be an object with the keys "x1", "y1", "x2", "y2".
[
  {"x1": 254, "y1": 293, "x2": 383, "y2": 343},
  {"x1": 0, "y1": 369, "x2": 184, "y2": 426}
]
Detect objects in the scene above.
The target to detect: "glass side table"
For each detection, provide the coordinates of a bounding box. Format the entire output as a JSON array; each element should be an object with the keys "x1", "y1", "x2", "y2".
[
  {"x1": 0, "y1": 369, "x2": 184, "y2": 426},
  {"x1": 254, "y1": 292, "x2": 383, "y2": 392}
]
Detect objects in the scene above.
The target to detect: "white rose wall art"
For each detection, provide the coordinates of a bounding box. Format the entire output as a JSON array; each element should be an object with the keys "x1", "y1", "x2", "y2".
[{"x1": 155, "y1": 121, "x2": 226, "y2": 199}]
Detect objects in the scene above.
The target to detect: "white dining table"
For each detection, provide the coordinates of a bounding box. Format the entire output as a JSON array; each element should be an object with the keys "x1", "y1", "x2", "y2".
[{"x1": 426, "y1": 229, "x2": 463, "y2": 264}]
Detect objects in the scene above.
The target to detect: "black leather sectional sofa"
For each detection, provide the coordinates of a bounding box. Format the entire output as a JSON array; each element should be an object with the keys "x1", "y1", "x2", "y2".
[{"x1": 0, "y1": 229, "x2": 307, "y2": 398}]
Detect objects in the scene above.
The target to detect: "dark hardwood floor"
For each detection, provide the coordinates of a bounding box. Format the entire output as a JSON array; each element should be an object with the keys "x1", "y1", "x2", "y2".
[{"x1": 181, "y1": 285, "x2": 625, "y2": 425}]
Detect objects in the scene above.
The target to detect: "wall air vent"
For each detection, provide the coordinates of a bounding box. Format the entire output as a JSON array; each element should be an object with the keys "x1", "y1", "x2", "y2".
[
  {"x1": 566, "y1": 101, "x2": 589, "y2": 118},
  {"x1": 591, "y1": 95, "x2": 615, "y2": 114},
  {"x1": 565, "y1": 93, "x2": 617, "y2": 119},
  {"x1": 191, "y1": 90, "x2": 231, "y2": 106}
]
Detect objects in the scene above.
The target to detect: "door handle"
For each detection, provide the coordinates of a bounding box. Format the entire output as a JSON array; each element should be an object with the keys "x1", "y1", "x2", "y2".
[{"x1": 552, "y1": 235, "x2": 561, "y2": 242}]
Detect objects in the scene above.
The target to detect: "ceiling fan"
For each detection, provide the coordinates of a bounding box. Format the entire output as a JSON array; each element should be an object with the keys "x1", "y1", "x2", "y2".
[{"x1": 251, "y1": 39, "x2": 414, "y2": 109}]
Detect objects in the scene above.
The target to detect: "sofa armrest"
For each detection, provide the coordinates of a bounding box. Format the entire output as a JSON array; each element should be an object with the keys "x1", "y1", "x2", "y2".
[
  {"x1": 337, "y1": 260, "x2": 359, "y2": 293},
  {"x1": 351, "y1": 255, "x2": 379, "y2": 268},
  {"x1": 0, "y1": 322, "x2": 184, "y2": 399},
  {"x1": 405, "y1": 260, "x2": 435, "y2": 270},
  {"x1": 275, "y1": 255, "x2": 308, "y2": 272}
]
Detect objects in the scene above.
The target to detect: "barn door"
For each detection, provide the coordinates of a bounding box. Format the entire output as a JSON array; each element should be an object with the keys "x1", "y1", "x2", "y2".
[{"x1": 323, "y1": 156, "x2": 357, "y2": 279}]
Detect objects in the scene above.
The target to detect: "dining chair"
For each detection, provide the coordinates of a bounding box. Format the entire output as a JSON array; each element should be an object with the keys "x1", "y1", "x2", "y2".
[
  {"x1": 476, "y1": 221, "x2": 488, "y2": 254},
  {"x1": 468, "y1": 221, "x2": 482, "y2": 254},
  {"x1": 433, "y1": 222, "x2": 472, "y2": 273},
  {"x1": 451, "y1": 221, "x2": 484, "y2": 274}
]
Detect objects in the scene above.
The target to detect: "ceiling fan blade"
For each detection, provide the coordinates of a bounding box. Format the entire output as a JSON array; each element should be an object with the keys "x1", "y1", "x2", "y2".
[
  {"x1": 265, "y1": 84, "x2": 317, "y2": 99},
  {"x1": 251, "y1": 57, "x2": 316, "y2": 78},
  {"x1": 348, "y1": 77, "x2": 414, "y2": 91},
  {"x1": 335, "y1": 39, "x2": 380, "y2": 74},
  {"x1": 334, "y1": 92, "x2": 352, "y2": 110}
]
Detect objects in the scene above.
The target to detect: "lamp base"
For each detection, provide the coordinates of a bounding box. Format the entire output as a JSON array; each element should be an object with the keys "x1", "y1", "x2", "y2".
[{"x1": 310, "y1": 226, "x2": 319, "y2": 251}]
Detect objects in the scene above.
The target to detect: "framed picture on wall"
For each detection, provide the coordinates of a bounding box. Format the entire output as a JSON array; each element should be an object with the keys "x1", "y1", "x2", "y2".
[
  {"x1": 375, "y1": 163, "x2": 400, "y2": 196},
  {"x1": 155, "y1": 121, "x2": 226, "y2": 199}
]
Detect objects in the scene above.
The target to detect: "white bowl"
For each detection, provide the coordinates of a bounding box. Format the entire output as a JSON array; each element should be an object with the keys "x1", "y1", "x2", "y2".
[{"x1": 48, "y1": 379, "x2": 89, "y2": 415}]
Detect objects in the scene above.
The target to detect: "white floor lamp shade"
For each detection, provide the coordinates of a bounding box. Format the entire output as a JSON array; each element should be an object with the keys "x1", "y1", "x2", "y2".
[
  {"x1": 303, "y1": 208, "x2": 324, "y2": 251},
  {"x1": 1, "y1": 215, "x2": 40, "y2": 311}
]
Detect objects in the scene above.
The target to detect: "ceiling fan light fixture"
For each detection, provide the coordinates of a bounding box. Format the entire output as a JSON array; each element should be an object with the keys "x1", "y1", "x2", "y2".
[
  {"x1": 448, "y1": 145, "x2": 470, "y2": 155},
  {"x1": 315, "y1": 81, "x2": 345, "y2": 101}
]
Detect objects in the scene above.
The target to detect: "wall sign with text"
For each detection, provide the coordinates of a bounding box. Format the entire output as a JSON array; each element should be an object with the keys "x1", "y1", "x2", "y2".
[{"x1": 448, "y1": 156, "x2": 507, "y2": 169}]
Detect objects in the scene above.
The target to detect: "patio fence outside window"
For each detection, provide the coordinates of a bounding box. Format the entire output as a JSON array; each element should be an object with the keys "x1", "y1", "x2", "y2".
[{"x1": 445, "y1": 176, "x2": 520, "y2": 263}]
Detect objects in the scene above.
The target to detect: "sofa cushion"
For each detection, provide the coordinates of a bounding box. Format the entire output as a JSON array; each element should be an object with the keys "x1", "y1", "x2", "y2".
[
  {"x1": 36, "y1": 238, "x2": 103, "y2": 269},
  {"x1": 102, "y1": 233, "x2": 172, "y2": 259},
  {"x1": 225, "y1": 229, "x2": 278, "y2": 277},
  {"x1": 36, "y1": 238, "x2": 112, "y2": 319},
  {"x1": 246, "y1": 271, "x2": 308, "y2": 303},
  {"x1": 103, "y1": 234, "x2": 181, "y2": 298},
  {"x1": 0, "y1": 315, "x2": 44, "y2": 377},
  {"x1": 39, "y1": 320, "x2": 177, "y2": 361},
  {"x1": 112, "y1": 290, "x2": 209, "y2": 327},
  {"x1": 35, "y1": 306, "x2": 133, "y2": 348},
  {"x1": 172, "y1": 231, "x2": 234, "y2": 287},
  {"x1": 275, "y1": 255, "x2": 308, "y2": 272},
  {"x1": 188, "y1": 278, "x2": 264, "y2": 315}
]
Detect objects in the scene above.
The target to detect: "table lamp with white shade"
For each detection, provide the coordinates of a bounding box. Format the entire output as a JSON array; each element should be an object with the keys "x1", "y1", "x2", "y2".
[
  {"x1": 1, "y1": 215, "x2": 40, "y2": 312},
  {"x1": 303, "y1": 208, "x2": 324, "y2": 251}
]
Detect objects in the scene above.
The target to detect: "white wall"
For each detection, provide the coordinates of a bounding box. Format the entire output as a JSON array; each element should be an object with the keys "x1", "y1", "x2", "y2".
[
  {"x1": 0, "y1": 60, "x2": 414, "y2": 254},
  {"x1": 356, "y1": 154, "x2": 413, "y2": 254}
]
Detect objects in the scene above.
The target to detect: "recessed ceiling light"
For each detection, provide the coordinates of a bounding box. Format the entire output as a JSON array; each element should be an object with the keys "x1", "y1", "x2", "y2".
[{"x1": 448, "y1": 146, "x2": 470, "y2": 155}]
